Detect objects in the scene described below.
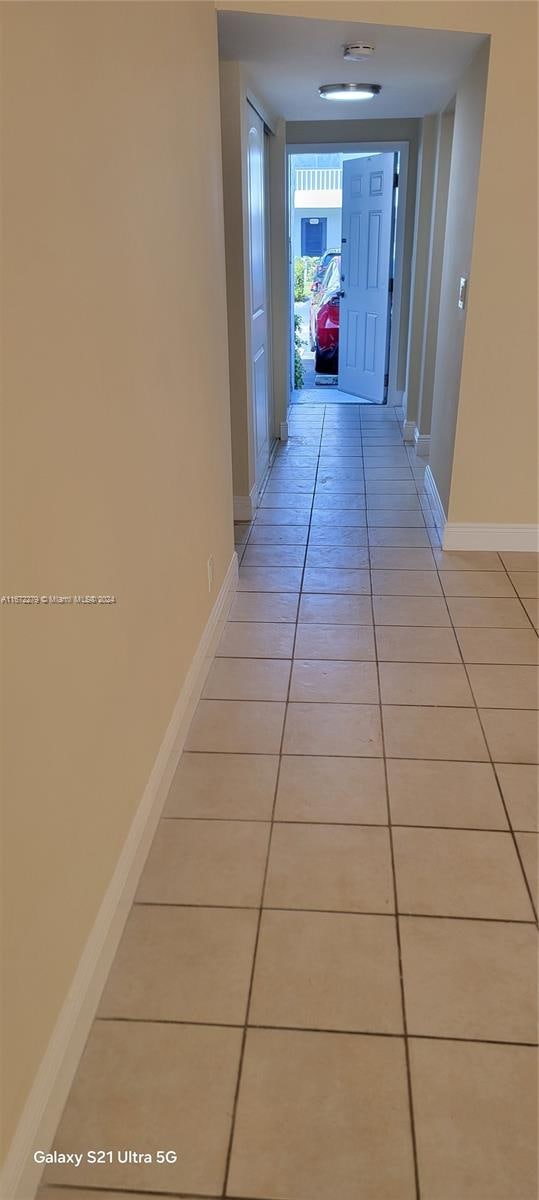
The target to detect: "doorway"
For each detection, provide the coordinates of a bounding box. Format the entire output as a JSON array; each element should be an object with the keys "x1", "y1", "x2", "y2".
[{"x1": 288, "y1": 143, "x2": 406, "y2": 407}]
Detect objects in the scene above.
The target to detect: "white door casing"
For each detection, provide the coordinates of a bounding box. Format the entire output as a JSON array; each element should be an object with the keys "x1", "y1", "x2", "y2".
[
  {"x1": 246, "y1": 102, "x2": 270, "y2": 494},
  {"x1": 339, "y1": 153, "x2": 396, "y2": 402}
]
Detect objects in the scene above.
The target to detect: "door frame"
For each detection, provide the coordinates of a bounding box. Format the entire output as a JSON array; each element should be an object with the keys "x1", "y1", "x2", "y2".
[
  {"x1": 243, "y1": 94, "x2": 276, "y2": 503},
  {"x1": 286, "y1": 140, "x2": 410, "y2": 406}
]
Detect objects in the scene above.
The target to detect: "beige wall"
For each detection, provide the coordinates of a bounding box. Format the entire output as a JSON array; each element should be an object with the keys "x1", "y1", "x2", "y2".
[
  {"x1": 404, "y1": 114, "x2": 439, "y2": 429},
  {"x1": 219, "y1": 1, "x2": 538, "y2": 527},
  {"x1": 220, "y1": 60, "x2": 251, "y2": 499},
  {"x1": 417, "y1": 110, "x2": 454, "y2": 438},
  {"x1": 428, "y1": 40, "x2": 490, "y2": 511},
  {"x1": 1, "y1": 0, "x2": 234, "y2": 1161}
]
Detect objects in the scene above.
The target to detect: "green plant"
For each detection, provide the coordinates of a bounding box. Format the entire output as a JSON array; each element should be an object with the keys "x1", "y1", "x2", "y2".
[
  {"x1": 294, "y1": 257, "x2": 306, "y2": 302},
  {"x1": 294, "y1": 314, "x2": 304, "y2": 389}
]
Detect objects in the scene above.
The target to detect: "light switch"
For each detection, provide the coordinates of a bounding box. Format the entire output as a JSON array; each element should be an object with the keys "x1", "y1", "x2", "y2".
[{"x1": 458, "y1": 277, "x2": 467, "y2": 310}]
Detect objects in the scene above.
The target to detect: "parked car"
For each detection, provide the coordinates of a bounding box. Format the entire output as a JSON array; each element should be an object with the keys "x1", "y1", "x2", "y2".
[
  {"x1": 309, "y1": 250, "x2": 339, "y2": 349},
  {"x1": 312, "y1": 248, "x2": 340, "y2": 293},
  {"x1": 311, "y1": 254, "x2": 342, "y2": 374}
]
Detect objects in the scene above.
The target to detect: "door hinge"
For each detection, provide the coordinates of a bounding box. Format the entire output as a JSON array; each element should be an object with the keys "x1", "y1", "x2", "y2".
[
  {"x1": 388, "y1": 277, "x2": 394, "y2": 295},
  {"x1": 393, "y1": 172, "x2": 399, "y2": 188},
  {"x1": 384, "y1": 373, "x2": 389, "y2": 389}
]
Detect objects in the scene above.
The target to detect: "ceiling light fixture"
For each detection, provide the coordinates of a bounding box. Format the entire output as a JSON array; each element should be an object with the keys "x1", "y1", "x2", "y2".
[{"x1": 319, "y1": 83, "x2": 381, "y2": 102}]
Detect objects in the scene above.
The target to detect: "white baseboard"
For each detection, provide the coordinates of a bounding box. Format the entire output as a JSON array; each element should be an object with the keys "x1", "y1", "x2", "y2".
[
  {"x1": 402, "y1": 419, "x2": 415, "y2": 443},
  {"x1": 280, "y1": 420, "x2": 288, "y2": 441},
  {"x1": 0, "y1": 551, "x2": 239, "y2": 1200},
  {"x1": 444, "y1": 523, "x2": 539, "y2": 552},
  {"x1": 424, "y1": 465, "x2": 447, "y2": 535},
  {"x1": 413, "y1": 427, "x2": 430, "y2": 457},
  {"x1": 233, "y1": 481, "x2": 258, "y2": 521}
]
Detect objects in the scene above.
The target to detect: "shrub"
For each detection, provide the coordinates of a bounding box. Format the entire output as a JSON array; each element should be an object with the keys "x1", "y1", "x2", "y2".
[{"x1": 294, "y1": 314, "x2": 304, "y2": 389}]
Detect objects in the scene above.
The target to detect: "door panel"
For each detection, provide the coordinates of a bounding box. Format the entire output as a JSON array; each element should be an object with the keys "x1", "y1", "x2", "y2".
[
  {"x1": 339, "y1": 153, "x2": 396, "y2": 402},
  {"x1": 246, "y1": 103, "x2": 269, "y2": 492}
]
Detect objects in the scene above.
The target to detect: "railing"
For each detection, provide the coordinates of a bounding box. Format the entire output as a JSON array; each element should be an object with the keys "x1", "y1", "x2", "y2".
[{"x1": 295, "y1": 168, "x2": 343, "y2": 192}]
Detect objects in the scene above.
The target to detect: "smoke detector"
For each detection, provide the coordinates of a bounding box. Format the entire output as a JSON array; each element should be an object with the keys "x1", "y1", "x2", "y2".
[{"x1": 343, "y1": 43, "x2": 375, "y2": 61}]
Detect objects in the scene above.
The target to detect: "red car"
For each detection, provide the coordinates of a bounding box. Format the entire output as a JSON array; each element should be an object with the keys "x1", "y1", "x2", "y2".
[{"x1": 310, "y1": 254, "x2": 342, "y2": 374}]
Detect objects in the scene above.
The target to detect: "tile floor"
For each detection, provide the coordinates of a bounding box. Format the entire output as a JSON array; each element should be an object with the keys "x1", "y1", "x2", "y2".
[{"x1": 42, "y1": 404, "x2": 538, "y2": 1200}]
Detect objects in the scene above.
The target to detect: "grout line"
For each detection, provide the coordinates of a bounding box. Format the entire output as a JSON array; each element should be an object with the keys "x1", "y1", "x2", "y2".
[
  {"x1": 371, "y1": 455, "x2": 422, "y2": 1200},
  {"x1": 221, "y1": 407, "x2": 327, "y2": 1195},
  {"x1": 132, "y1": 899, "x2": 537, "y2": 925}
]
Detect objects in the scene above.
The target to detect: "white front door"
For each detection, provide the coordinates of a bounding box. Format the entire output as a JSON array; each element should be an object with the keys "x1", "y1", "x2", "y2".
[
  {"x1": 246, "y1": 102, "x2": 270, "y2": 493},
  {"x1": 339, "y1": 153, "x2": 396, "y2": 402}
]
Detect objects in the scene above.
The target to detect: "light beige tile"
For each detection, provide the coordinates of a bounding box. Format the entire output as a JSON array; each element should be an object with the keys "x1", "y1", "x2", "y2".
[
  {"x1": 254, "y1": 506, "x2": 310, "y2": 525},
  {"x1": 294, "y1": 622, "x2": 375, "y2": 660},
  {"x1": 136, "y1": 819, "x2": 269, "y2": 906},
  {"x1": 376, "y1": 625, "x2": 460, "y2": 662},
  {"x1": 373, "y1": 596, "x2": 450, "y2": 626},
  {"x1": 367, "y1": 510, "x2": 425, "y2": 526},
  {"x1": 509, "y1": 571, "x2": 539, "y2": 598},
  {"x1": 480, "y1": 708, "x2": 539, "y2": 764},
  {"x1": 202, "y1": 657, "x2": 291, "y2": 701},
  {"x1": 401, "y1": 917, "x2": 537, "y2": 1042},
  {"x1": 365, "y1": 494, "x2": 422, "y2": 510},
  {"x1": 500, "y1": 551, "x2": 539, "y2": 572},
  {"x1": 228, "y1": 590, "x2": 299, "y2": 623},
  {"x1": 185, "y1": 699, "x2": 285, "y2": 753},
  {"x1": 515, "y1": 832, "x2": 538, "y2": 906},
  {"x1": 495, "y1": 764, "x2": 538, "y2": 831},
  {"x1": 522, "y1": 598, "x2": 539, "y2": 629},
  {"x1": 393, "y1": 827, "x2": 534, "y2": 919},
  {"x1": 238, "y1": 565, "x2": 303, "y2": 591},
  {"x1": 164, "y1": 752, "x2": 278, "y2": 820},
  {"x1": 383, "y1": 705, "x2": 488, "y2": 761},
  {"x1": 447, "y1": 596, "x2": 531, "y2": 627},
  {"x1": 433, "y1": 549, "x2": 503, "y2": 571},
  {"x1": 46, "y1": 1021, "x2": 242, "y2": 1194},
  {"x1": 283, "y1": 702, "x2": 382, "y2": 757},
  {"x1": 410, "y1": 1040, "x2": 537, "y2": 1200},
  {"x1": 372, "y1": 570, "x2": 441, "y2": 596},
  {"x1": 457, "y1": 627, "x2": 539, "y2": 664},
  {"x1": 298, "y1": 593, "x2": 372, "y2": 624},
  {"x1": 370, "y1": 547, "x2": 436, "y2": 569},
  {"x1": 98, "y1": 905, "x2": 257, "y2": 1023},
  {"x1": 40, "y1": 1192, "x2": 185, "y2": 1200},
  {"x1": 439, "y1": 570, "x2": 515, "y2": 597},
  {"x1": 242, "y1": 544, "x2": 306, "y2": 567},
  {"x1": 380, "y1": 662, "x2": 473, "y2": 706},
  {"x1": 290, "y1": 659, "x2": 379, "y2": 703},
  {"x1": 249, "y1": 524, "x2": 309, "y2": 544},
  {"x1": 234, "y1": 522, "x2": 252, "y2": 545},
  {"x1": 308, "y1": 522, "x2": 367, "y2": 541},
  {"x1": 302, "y1": 567, "x2": 371, "y2": 594},
  {"x1": 228, "y1": 1029, "x2": 416, "y2": 1200},
  {"x1": 275, "y1": 755, "x2": 387, "y2": 824},
  {"x1": 265, "y1": 822, "x2": 393, "y2": 913},
  {"x1": 387, "y1": 760, "x2": 506, "y2": 829},
  {"x1": 368, "y1": 527, "x2": 431, "y2": 547},
  {"x1": 217, "y1": 621, "x2": 295, "y2": 658},
  {"x1": 306, "y1": 546, "x2": 369, "y2": 568},
  {"x1": 250, "y1": 910, "x2": 402, "y2": 1032},
  {"x1": 468, "y1": 664, "x2": 538, "y2": 708}
]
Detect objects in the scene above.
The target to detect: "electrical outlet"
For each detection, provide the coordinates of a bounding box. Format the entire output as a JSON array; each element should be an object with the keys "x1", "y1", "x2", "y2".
[{"x1": 207, "y1": 556, "x2": 214, "y2": 593}]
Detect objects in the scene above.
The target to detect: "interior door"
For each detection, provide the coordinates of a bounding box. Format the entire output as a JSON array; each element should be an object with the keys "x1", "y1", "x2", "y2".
[
  {"x1": 246, "y1": 102, "x2": 270, "y2": 494},
  {"x1": 339, "y1": 153, "x2": 396, "y2": 402}
]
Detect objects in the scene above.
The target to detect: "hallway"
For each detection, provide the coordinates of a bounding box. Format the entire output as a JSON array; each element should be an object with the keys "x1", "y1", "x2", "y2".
[{"x1": 42, "y1": 404, "x2": 537, "y2": 1200}]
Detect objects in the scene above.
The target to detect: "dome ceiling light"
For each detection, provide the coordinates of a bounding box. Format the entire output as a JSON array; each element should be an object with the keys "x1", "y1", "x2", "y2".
[{"x1": 319, "y1": 83, "x2": 381, "y2": 102}]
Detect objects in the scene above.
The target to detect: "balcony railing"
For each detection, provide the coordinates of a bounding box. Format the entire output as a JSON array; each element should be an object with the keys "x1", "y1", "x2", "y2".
[{"x1": 295, "y1": 168, "x2": 343, "y2": 192}]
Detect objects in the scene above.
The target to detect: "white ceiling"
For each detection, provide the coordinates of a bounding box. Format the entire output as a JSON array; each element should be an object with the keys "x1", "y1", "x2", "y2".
[{"x1": 217, "y1": 11, "x2": 486, "y2": 121}]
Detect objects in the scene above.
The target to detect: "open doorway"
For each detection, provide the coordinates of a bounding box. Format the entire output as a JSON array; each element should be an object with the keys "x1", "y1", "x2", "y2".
[{"x1": 289, "y1": 148, "x2": 400, "y2": 405}]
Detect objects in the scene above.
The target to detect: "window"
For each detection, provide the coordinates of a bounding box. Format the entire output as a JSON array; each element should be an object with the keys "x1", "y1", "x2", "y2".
[{"x1": 301, "y1": 217, "x2": 327, "y2": 257}]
